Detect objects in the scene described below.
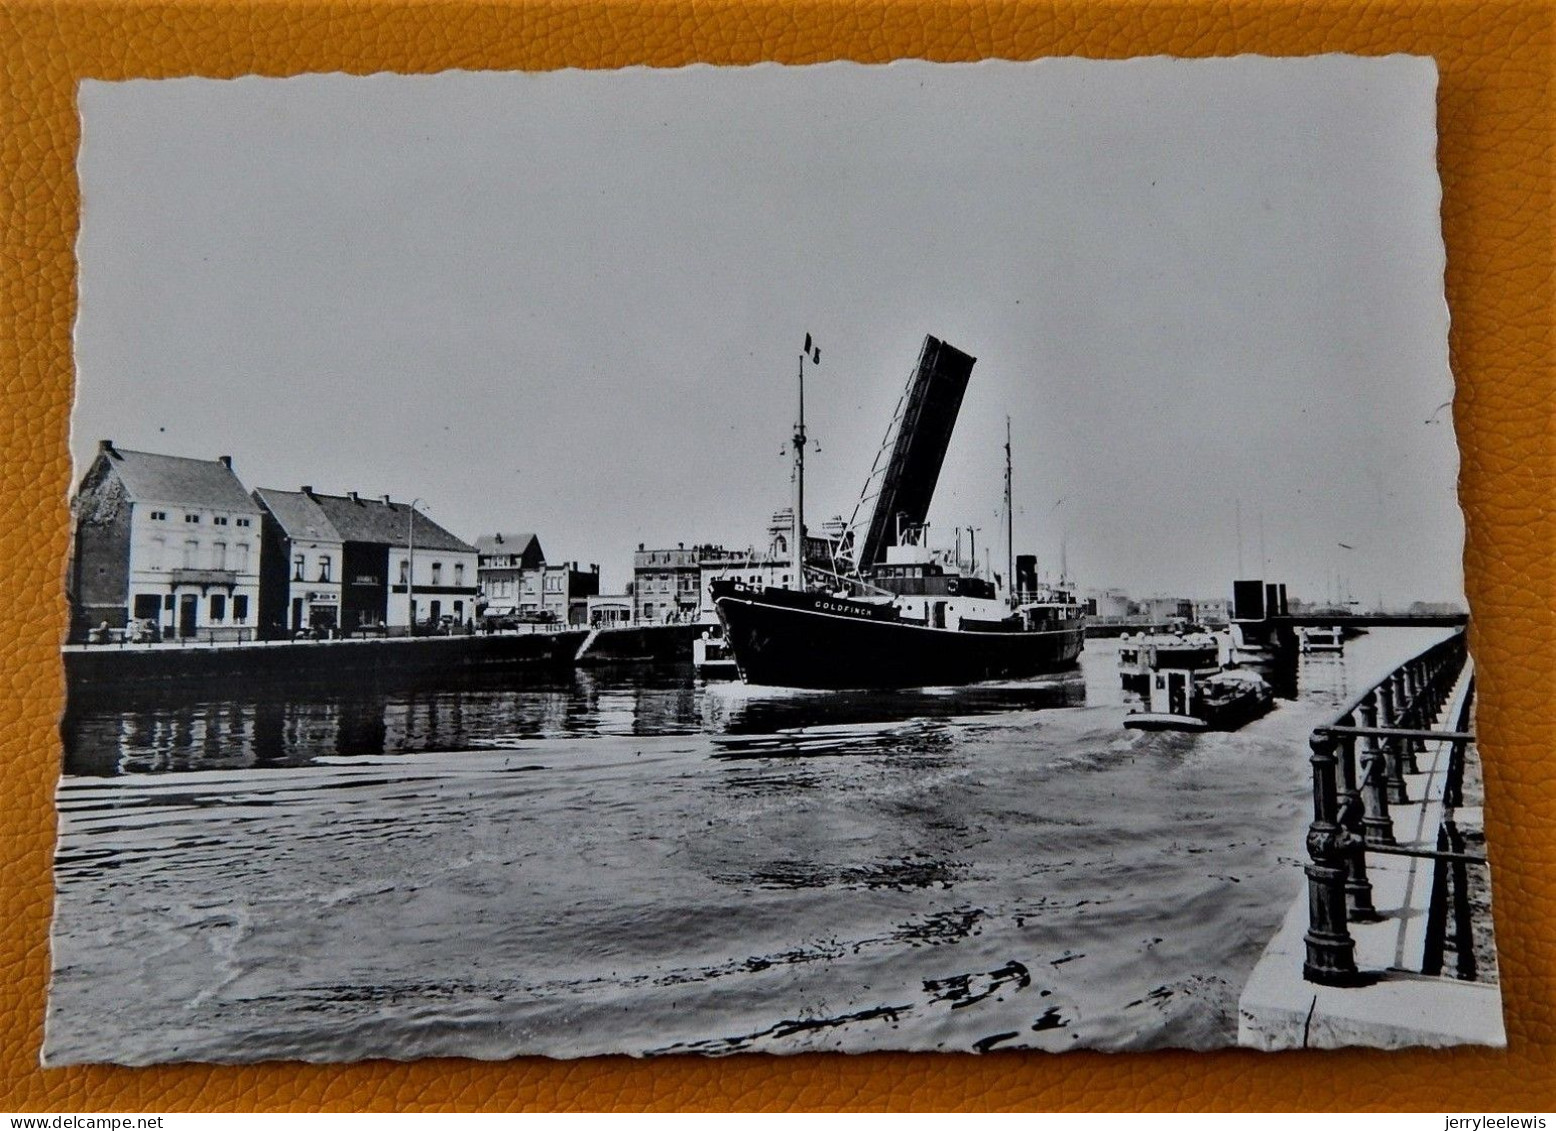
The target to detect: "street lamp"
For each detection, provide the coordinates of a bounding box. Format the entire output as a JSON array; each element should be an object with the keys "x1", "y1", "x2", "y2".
[{"x1": 406, "y1": 497, "x2": 424, "y2": 635}]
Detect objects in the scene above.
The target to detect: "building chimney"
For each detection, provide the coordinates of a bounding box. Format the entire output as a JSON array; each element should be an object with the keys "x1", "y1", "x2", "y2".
[
  {"x1": 218, "y1": 455, "x2": 233, "y2": 470},
  {"x1": 495, "y1": 532, "x2": 504, "y2": 544},
  {"x1": 98, "y1": 439, "x2": 115, "y2": 456},
  {"x1": 301, "y1": 485, "x2": 314, "y2": 497},
  {"x1": 348, "y1": 491, "x2": 359, "y2": 503},
  {"x1": 381, "y1": 495, "x2": 392, "y2": 506}
]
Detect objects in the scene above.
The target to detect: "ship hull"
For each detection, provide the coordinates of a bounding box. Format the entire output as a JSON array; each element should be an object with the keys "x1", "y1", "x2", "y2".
[{"x1": 715, "y1": 593, "x2": 1084, "y2": 690}]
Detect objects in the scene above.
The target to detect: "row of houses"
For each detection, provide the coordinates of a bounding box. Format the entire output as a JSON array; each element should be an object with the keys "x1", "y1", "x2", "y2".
[
  {"x1": 67, "y1": 442, "x2": 602, "y2": 642},
  {"x1": 76, "y1": 442, "x2": 1056, "y2": 641}
]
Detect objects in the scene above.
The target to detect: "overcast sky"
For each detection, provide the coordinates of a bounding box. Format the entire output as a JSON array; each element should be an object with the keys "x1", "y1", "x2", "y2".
[{"x1": 74, "y1": 59, "x2": 1461, "y2": 602}]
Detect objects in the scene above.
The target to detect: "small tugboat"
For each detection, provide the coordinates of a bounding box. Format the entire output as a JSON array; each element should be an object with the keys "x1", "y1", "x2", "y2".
[
  {"x1": 692, "y1": 624, "x2": 740, "y2": 679},
  {"x1": 1118, "y1": 628, "x2": 1221, "y2": 694},
  {"x1": 1124, "y1": 664, "x2": 1274, "y2": 732},
  {"x1": 713, "y1": 334, "x2": 1085, "y2": 690}
]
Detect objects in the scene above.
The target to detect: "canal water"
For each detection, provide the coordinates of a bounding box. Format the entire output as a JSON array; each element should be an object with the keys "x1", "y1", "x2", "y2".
[{"x1": 46, "y1": 628, "x2": 1451, "y2": 1064}]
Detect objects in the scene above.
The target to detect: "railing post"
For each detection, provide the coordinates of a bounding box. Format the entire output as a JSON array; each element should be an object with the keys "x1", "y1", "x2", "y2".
[
  {"x1": 1304, "y1": 732, "x2": 1361, "y2": 984},
  {"x1": 1375, "y1": 679, "x2": 1409, "y2": 804},
  {"x1": 1392, "y1": 670, "x2": 1422, "y2": 774},
  {"x1": 1357, "y1": 697, "x2": 1396, "y2": 845},
  {"x1": 1422, "y1": 823, "x2": 1451, "y2": 976},
  {"x1": 1376, "y1": 675, "x2": 1397, "y2": 728},
  {"x1": 1444, "y1": 737, "x2": 1466, "y2": 809},
  {"x1": 1334, "y1": 726, "x2": 1378, "y2": 920},
  {"x1": 1400, "y1": 668, "x2": 1425, "y2": 774},
  {"x1": 1445, "y1": 818, "x2": 1477, "y2": 981}
]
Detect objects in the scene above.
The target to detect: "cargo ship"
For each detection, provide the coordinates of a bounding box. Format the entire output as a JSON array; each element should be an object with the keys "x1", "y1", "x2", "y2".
[{"x1": 713, "y1": 334, "x2": 1085, "y2": 690}]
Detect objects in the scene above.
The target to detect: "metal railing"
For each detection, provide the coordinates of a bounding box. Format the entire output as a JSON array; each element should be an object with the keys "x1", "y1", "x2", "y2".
[
  {"x1": 1301, "y1": 629, "x2": 1484, "y2": 985},
  {"x1": 1423, "y1": 677, "x2": 1481, "y2": 979}
]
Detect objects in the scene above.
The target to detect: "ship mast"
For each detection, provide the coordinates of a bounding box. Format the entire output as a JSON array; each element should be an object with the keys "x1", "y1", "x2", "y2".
[
  {"x1": 793, "y1": 351, "x2": 805, "y2": 591},
  {"x1": 1005, "y1": 416, "x2": 1015, "y2": 607},
  {"x1": 793, "y1": 334, "x2": 819, "y2": 592}
]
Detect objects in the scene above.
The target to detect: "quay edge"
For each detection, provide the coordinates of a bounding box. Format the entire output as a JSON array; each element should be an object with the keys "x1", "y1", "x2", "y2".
[{"x1": 63, "y1": 623, "x2": 702, "y2": 692}]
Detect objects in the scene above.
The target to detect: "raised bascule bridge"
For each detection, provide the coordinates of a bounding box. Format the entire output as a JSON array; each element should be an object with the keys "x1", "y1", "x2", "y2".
[{"x1": 829, "y1": 334, "x2": 979, "y2": 582}]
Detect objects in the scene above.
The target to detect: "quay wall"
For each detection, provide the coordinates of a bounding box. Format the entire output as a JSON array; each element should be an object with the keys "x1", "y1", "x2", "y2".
[
  {"x1": 63, "y1": 622, "x2": 705, "y2": 691},
  {"x1": 576, "y1": 623, "x2": 701, "y2": 664},
  {"x1": 65, "y1": 631, "x2": 588, "y2": 691}
]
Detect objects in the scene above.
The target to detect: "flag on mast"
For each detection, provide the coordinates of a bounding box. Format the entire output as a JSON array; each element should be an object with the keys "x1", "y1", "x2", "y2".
[{"x1": 803, "y1": 333, "x2": 820, "y2": 365}]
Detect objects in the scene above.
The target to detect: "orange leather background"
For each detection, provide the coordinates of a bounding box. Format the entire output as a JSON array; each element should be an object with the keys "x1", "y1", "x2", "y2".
[{"x1": 1, "y1": 0, "x2": 1550, "y2": 1112}]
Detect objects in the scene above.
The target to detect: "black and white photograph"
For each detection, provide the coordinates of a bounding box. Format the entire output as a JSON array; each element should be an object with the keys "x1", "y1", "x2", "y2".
[{"x1": 49, "y1": 57, "x2": 1503, "y2": 1064}]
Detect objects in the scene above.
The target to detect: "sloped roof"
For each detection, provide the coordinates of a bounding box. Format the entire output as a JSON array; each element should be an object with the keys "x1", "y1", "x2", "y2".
[
  {"x1": 252, "y1": 488, "x2": 342, "y2": 543},
  {"x1": 98, "y1": 447, "x2": 260, "y2": 512},
  {"x1": 302, "y1": 491, "x2": 475, "y2": 554},
  {"x1": 473, "y1": 532, "x2": 544, "y2": 564}
]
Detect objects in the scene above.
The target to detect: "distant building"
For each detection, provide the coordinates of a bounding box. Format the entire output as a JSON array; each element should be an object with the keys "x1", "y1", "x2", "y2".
[
  {"x1": 253, "y1": 488, "x2": 346, "y2": 636},
  {"x1": 632, "y1": 544, "x2": 706, "y2": 623},
  {"x1": 697, "y1": 551, "x2": 794, "y2": 620},
  {"x1": 1192, "y1": 597, "x2": 1231, "y2": 625},
  {"x1": 538, "y1": 561, "x2": 601, "y2": 626},
  {"x1": 255, "y1": 487, "x2": 477, "y2": 634},
  {"x1": 1136, "y1": 596, "x2": 1195, "y2": 623},
  {"x1": 767, "y1": 507, "x2": 841, "y2": 571},
  {"x1": 475, "y1": 532, "x2": 546, "y2": 619},
  {"x1": 1086, "y1": 588, "x2": 1132, "y2": 619},
  {"x1": 636, "y1": 512, "x2": 844, "y2": 624},
  {"x1": 67, "y1": 441, "x2": 263, "y2": 642},
  {"x1": 587, "y1": 593, "x2": 633, "y2": 627},
  {"x1": 1407, "y1": 600, "x2": 1469, "y2": 617},
  {"x1": 475, "y1": 533, "x2": 599, "y2": 626}
]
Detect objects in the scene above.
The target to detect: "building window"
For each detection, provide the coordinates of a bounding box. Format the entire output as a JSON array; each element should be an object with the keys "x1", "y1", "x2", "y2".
[
  {"x1": 318, "y1": 556, "x2": 332, "y2": 582},
  {"x1": 235, "y1": 543, "x2": 250, "y2": 571},
  {"x1": 184, "y1": 513, "x2": 200, "y2": 524},
  {"x1": 183, "y1": 540, "x2": 198, "y2": 568},
  {"x1": 210, "y1": 594, "x2": 226, "y2": 621},
  {"x1": 213, "y1": 516, "x2": 229, "y2": 526},
  {"x1": 431, "y1": 562, "x2": 442, "y2": 585},
  {"x1": 293, "y1": 554, "x2": 306, "y2": 581},
  {"x1": 149, "y1": 536, "x2": 165, "y2": 570},
  {"x1": 149, "y1": 510, "x2": 167, "y2": 521},
  {"x1": 235, "y1": 518, "x2": 251, "y2": 528},
  {"x1": 454, "y1": 563, "x2": 464, "y2": 586},
  {"x1": 233, "y1": 595, "x2": 248, "y2": 622},
  {"x1": 211, "y1": 541, "x2": 227, "y2": 570},
  {"x1": 399, "y1": 559, "x2": 409, "y2": 584}
]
